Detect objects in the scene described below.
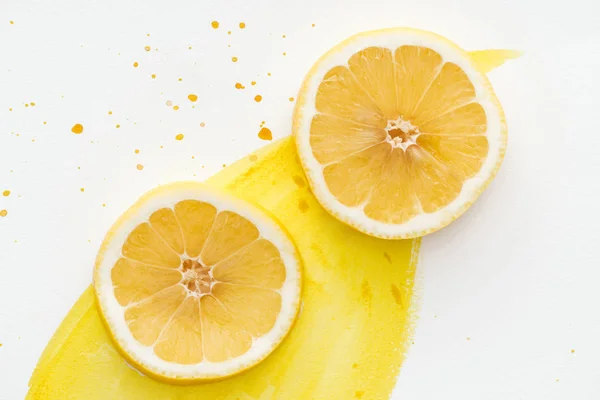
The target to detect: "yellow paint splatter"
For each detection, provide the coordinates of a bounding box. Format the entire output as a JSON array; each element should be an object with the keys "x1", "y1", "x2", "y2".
[
  {"x1": 116, "y1": 124, "x2": 120, "y2": 128},
  {"x1": 254, "y1": 94, "x2": 263, "y2": 103},
  {"x1": 200, "y1": 122, "x2": 206, "y2": 127},
  {"x1": 108, "y1": 111, "x2": 112, "y2": 115},
  {"x1": 239, "y1": 22, "x2": 246, "y2": 29},
  {"x1": 188, "y1": 94, "x2": 198, "y2": 102},
  {"x1": 173, "y1": 105, "x2": 179, "y2": 111},
  {"x1": 30, "y1": 102, "x2": 36, "y2": 106},
  {"x1": 0, "y1": 210, "x2": 7, "y2": 217},
  {"x1": 133, "y1": 62, "x2": 139, "y2": 67},
  {"x1": 175, "y1": 133, "x2": 184, "y2": 141},
  {"x1": 283, "y1": 52, "x2": 287, "y2": 56},
  {"x1": 2, "y1": 190, "x2": 9, "y2": 196},
  {"x1": 10, "y1": 21, "x2": 14, "y2": 25},
  {"x1": 178, "y1": 78, "x2": 183, "y2": 82},
  {"x1": 166, "y1": 100, "x2": 173, "y2": 107},
  {"x1": 144, "y1": 46, "x2": 151, "y2": 52},
  {"x1": 71, "y1": 124, "x2": 84, "y2": 134},
  {"x1": 25, "y1": 104, "x2": 29, "y2": 107},
  {"x1": 571, "y1": 349, "x2": 575, "y2": 354},
  {"x1": 227, "y1": 30, "x2": 232, "y2": 35},
  {"x1": 136, "y1": 164, "x2": 144, "y2": 171},
  {"x1": 312, "y1": 23, "x2": 316, "y2": 27},
  {"x1": 102, "y1": 204, "x2": 106, "y2": 207},
  {"x1": 267, "y1": 72, "x2": 272, "y2": 76},
  {"x1": 258, "y1": 127, "x2": 272, "y2": 141},
  {"x1": 282, "y1": 34, "x2": 286, "y2": 38},
  {"x1": 43, "y1": 122, "x2": 47, "y2": 125},
  {"x1": 232, "y1": 56, "x2": 238, "y2": 62},
  {"x1": 289, "y1": 97, "x2": 294, "y2": 102},
  {"x1": 235, "y1": 82, "x2": 245, "y2": 89},
  {"x1": 251, "y1": 81, "x2": 257, "y2": 86},
  {"x1": 80, "y1": 188, "x2": 85, "y2": 193},
  {"x1": 466, "y1": 337, "x2": 471, "y2": 341},
  {"x1": 134, "y1": 149, "x2": 139, "y2": 154},
  {"x1": 151, "y1": 74, "x2": 156, "y2": 79},
  {"x1": 211, "y1": 21, "x2": 219, "y2": 29}
]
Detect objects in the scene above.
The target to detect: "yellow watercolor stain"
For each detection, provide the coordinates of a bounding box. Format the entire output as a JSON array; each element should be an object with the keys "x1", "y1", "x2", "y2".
[
  {"x1": 175, "y1": 133, "x2": 184, "y2": 141},
  {"x1": 80, "y1": 188, "x2": 85, "y2": 193},
  {"x1": 312, "y1": 23, "x2": 316, "y2": 27},
  {"x1": 283, "y1": 52, "x2": 287, "y2": 56},
  {"x1": 3, "y1": 190, "x2": 10, "y2": 197},
  {"x1": 227, "y1": 30, "x2": 232, "y2": 35},
  {"x1": 200, "y1": 122, "x2": 206, "y2": 127},
  {"x1": 30, "y1": 102, "x2": 36, "y2": 106},
  {"x1": 231, "y1": 56, "x2": 238, "y2": 62},
  {"x1": 144, "y1": 46, "x2": 151, "y2": 52},
  {"x1": 25, "y1": 104, "x2": 29, "y2": 107},
  {"x1": 211, "y1": 21, "x2": 219, "y2": 29},
  {"x1": 151, "y1": 74, "x2": 156, "y2": 79},
  {"x1": 173, "y1": 105, "x2": 179, "y2": 111},
  {"x1": 292, "y1": 175, "x2": 305, "y2": 188},
  {"x1": 71, "y1": 124, "x2": 84, "y2": 134},
  {"x1": 239, "y1": 22, "x2": 246, "y2": 29},
  {"x1": 166, "y1": 100, "x2": 173, "y2": 107},
  {"x1": 0, "y1": 210, "x2": 7, "y2": 217},
  {"x1": 251, "y1": 81, "x2": 257, "y2": 86},
  {"x1": 10, "y1": 21, "x2": 14, "y2": 24},
  {"x1": 267, "y1": 72, "x2": 272, "y2": 76},
  {"x1": 466, "y1": 337, "x2": 471, "y2": 341},
  {"x1": 260, "y1": 121, "x2": 265, "y2": 127},
  {"x1": 9, "y1": 108, "x2": 12, "y2": 111},
  {"x1": 43, "y1": 122, "x2": 47, "y2": 125},
  {"x1": 188, "y1": 94, "x2": 198, "y2": 102},
  {"x1": 133, "y1": 62, "x2": 139, "y2": 68},
  {"x1": 258, "y1": 127, "x2": 272, "y2": 141},
  {"x1": 25, "y1": 138, "x2": 419, "y2": 400},
  {"x1": 108, "y1": 111, "x2": 112, "y2": 115},
  {"x1": 289, "y1": 97, "x2": 294, "y2": 102},
  {"x1": 571, "y1": 349, "x2": 575, "y2": 354},
  {"x1": 102, "y1": 204, "x2": 106, "y2": 207},
  {"x1": 235, "y1": 82, "x2": 245, "y2": 89},
  {"x1": 178, "y1": 77, "x2": 183, "y2": 82},
  {"x1": 298, "y1": 199, "x2": 309, "y2": 213},
  {"x1": 254, "y1": 94, "x2": 263, "y2": 103},
  {"x1": 136, "y1": 164, "x2": 144, "y2": 171},
  {"x1": 134, "y1": 149, "x2": 139, "y2": 154}
]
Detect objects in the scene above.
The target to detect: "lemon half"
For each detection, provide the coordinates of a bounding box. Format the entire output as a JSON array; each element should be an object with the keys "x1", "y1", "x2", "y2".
[
  {"x1": 294, "y1": 28, "x2": 507, "y2": 239},
  {"x1": 93, "y1": 182, "x2": 302, "y2": 383}
]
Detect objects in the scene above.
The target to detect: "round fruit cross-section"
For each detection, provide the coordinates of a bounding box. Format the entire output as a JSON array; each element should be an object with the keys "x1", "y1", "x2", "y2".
[
  {"x1": 294, "y1": 28, "x2": 507, "y2": 239},
  {"x1": 94, "y1": 182, "x2": 302, "y2": 383}
]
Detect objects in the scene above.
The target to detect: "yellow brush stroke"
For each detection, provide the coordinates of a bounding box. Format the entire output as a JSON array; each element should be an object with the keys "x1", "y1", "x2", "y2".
[
  {"x1": 27, "y1": 138, "x2": 420, "y2": 400},
  {"x1": 469, "y1": 49, "x2": 522, "y2": 73}
]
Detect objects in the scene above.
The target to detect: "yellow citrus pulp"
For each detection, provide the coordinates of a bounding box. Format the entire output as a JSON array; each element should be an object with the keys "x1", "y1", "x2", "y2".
[
  {"x1": 294, "y1": 28, "x2": 509, "y2": 238},
  {"x1": 93, "y1": 183, "x2": 302, "y2": 382}
]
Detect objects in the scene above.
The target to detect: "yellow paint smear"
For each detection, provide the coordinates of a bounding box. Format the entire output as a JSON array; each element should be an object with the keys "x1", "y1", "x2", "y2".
[
  {"x1": 26, "y1": 138, "x2": 419, "y2": 399},
  {"x1": 26, "y1": 50, "x2": 516, "y2": 400}
]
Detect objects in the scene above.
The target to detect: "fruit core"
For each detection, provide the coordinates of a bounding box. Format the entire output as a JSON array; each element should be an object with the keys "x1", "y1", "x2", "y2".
[
  {"x1": 385, "y1": 117, "x2": 420, "y2": 151},
  {"x1": 182, "y1": 259, "x2": 213, "y2": 295}
]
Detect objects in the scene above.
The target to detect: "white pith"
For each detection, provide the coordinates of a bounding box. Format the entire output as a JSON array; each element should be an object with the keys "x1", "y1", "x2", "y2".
[
  {"x1": 94, "y1": 182, "x2": 301, "y2": 380},
  {"x1": 294, "y1": 28, "x2": 506, "y2": 239}
]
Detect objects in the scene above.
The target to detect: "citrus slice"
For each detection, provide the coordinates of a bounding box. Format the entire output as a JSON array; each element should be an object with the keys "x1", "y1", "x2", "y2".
[
  {"x1": 294, "y1": 28, "x2": 507, "y2": 238},
  {"x1": 93, "y1": 182, "x2": 302, "y2": 383}
]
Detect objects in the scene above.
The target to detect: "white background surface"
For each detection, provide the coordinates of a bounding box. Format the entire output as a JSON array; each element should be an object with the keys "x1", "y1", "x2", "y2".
[{"x1": 1, "y1": 0, "x2": 599, "y2": 399}]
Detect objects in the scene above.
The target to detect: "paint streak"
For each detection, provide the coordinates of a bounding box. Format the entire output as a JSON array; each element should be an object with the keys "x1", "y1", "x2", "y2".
[
  {"x1": 71, "y1": 124, "x2": 84, "y2": 134},
  {"x1": 26, "y1": 138, "x2": 420, "y2": 400},
  {"x1": 258, "y1": 127, "x2": 272, "y2": 141},
  {"x1": 188, "y1": 94, "x2": 198, "y2": 102},
  {"x1": 175, "y1": 134, "x2": 184, "y2": 141}
]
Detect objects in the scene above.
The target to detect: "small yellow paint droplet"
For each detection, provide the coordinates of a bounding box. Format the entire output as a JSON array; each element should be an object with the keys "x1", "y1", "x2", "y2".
[
  {"x1": 102, "y1": 203, "x2": 106, "y2": 207},
  {"x1": 283, "y1": 52, "x2": 287, "y2": 56},
  {"x1": 144, "y1": 46, "x2": 151, "y2": 51},
  {"x1": 267, "y1": 72, "x2": 272, "y2": 76},
  {"x1": 178, "y1": 77, "x2": 183, "y2": 82},
  {"x1": 147, "y1": 33, "x2": 150, "y2": 37},
  {"x1": 239, "y1": 22, "x2": 246, "y2": 29},
  {"x1": 235, "y1": 82, "x2": 245, "y2": 89},
  {"x1": 9, "y1": 108, "x2": 12, "y2": 111},
  {"x1": 3, "y1": 190, "x2": 10, "y2": 196},
  {"x1": 466, "y1": 337, "x2": 471, "y2": 341},
  {"x1": 136, "y1": 164, "x2": 144, "y2": 170},
  {"x1": 282, "y1": 34, "x2": 286, "y2": 38},
  {"x1": 135, "y1": 149, "x2": 140, "y2": 154},
  {"x1": 166, "y1": 100, "x2": 173, "y2": 107},
  {"x1": 289, "y1": 97, "x2": 294, "y2": 102},
  {"x1": 211, "y1": 21, "x2": 219, "y2": 29},
  {"x1": 116, "y1": 124, "x2": 120, "y2": 128},
  {"x1": 108, "y1": 111, "x2": 112, "y2": 115},
  {"x1": 175, "y1": 133, "x2": 184, "y2": 141},
  {"x1": 30, "y1": 102, "x2": 35, "y2": 106},
  {"x1": 25, "y1": 104, "x2": 29, "y2": 107},
  {"x1": 227, "y1": 31, "x2": 232, "y2": 35},
  {"x1": 0, "y1": 210, "x2": 7, "y2": 217},
  {"x1": 151, "y1": 74, "x2": 156, "y2": 79},
  {"x1": 173, "y1": 105, "x2": 179, "y2": 111},
  {"x1": 251, "y1": 81, "x2": 256, "y2": 86},
  {"x1": 10, "y1": 21, "x2": 14, "y2": 25},
  {"x1": 231, "y1": 56, "x2": 238, "y2": 62},
  {"x1": 71, "y1": 124, "x2": 84, "y2": 134},
  {"x1": 188, "y1": 94, "x2": 198, "y2": 102},
  {"x1": 133, "y1": 62, "x2": 139, "y2": 67},
  {"x1": 249, "y1": 154, "x2": 258, "y2": 162},
  {"x1": 200, "y1": 122, "x2": 206, "y2": 127},
  {"x1": 43, "y1": 121, "x2": 47, "y2": 125},
  {"x1": 571, "y1": 349, "x2": 575, "y2": 354},
  {"x1": 258, "y1": 127, "x2": 272, "y2": 141},
  {"x1": 312, "y1": 23, "x2": 316, "y2": 27},
  {"x1": 254, "y1": 95, "x2": 262, "y2": 103},
  {"x1": 188, "y1": 46, "x2": 192, "y2": 50},
  {"x1": 80, "y1": 188, "x2": 85, "y2": 192}
]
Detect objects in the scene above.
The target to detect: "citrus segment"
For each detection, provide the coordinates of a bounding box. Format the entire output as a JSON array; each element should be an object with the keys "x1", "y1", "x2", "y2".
[
  {"x1": 94, "y1": 183, "x2": 302, "y2": 382},
  {"x1": 294, "y1": 28, "x2": 507, "y2": 238}
]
